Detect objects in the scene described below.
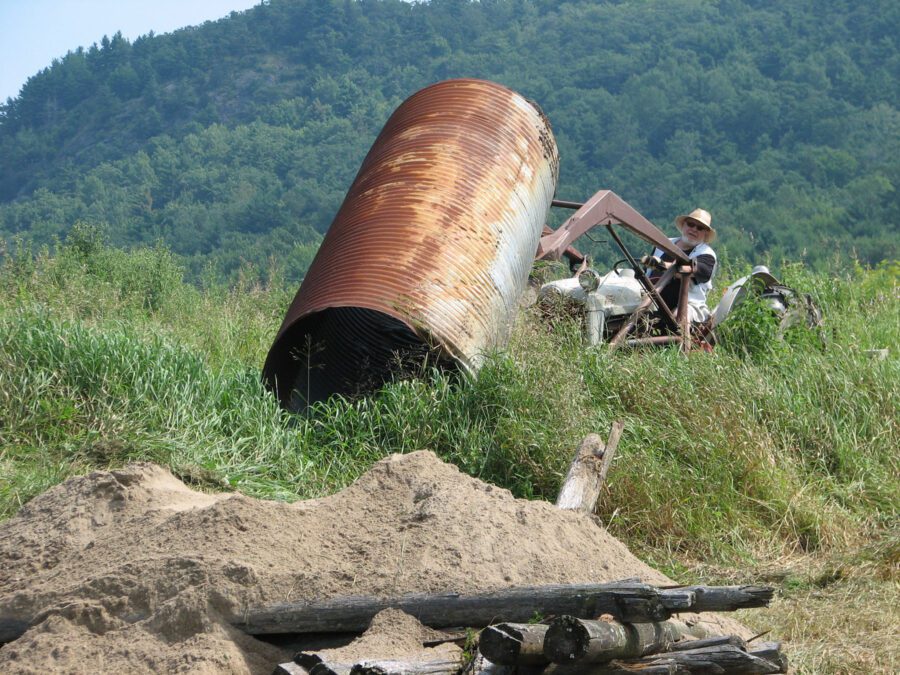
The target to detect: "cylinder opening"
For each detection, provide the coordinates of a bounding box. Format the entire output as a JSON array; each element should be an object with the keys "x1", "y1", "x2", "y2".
[{"x1": 265, "y1": 307, "x2": 460, "y2": 413}]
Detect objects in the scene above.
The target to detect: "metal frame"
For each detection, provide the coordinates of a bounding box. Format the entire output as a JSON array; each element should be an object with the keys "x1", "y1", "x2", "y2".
[{"x1": 537, "y1": 190, "x2": 702, "y2": 351}]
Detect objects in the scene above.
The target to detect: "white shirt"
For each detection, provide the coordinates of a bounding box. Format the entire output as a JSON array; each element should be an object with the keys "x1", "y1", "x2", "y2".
[{"x1": 652, "y1": 238, "x2": 717, "y2": 322}]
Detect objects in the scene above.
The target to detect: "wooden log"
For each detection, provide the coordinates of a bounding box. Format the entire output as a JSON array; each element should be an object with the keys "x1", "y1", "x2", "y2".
[
  {"x1": 478, "y1": 623, "x2": 550, "y2": 665},
  {"x1": 543, "y1": 616, "x2": 684, "y2": 664},
  {"x1": 545, "y1": 660, "x2": 682, "y2": 674},
  {"x1": 350, "y1": 658, "x2": 462, "y2": 675},
  {"x1": 0, "y1": 617, "x2": 29, "y2": 645},
  {"x1": 556, "y1": 433, "x2": 605, "y2": 513},
  {"x1": 232, "y1": 582, "x2": 774, "y2": 635},
  {"x1": 668, "y1": 635, "x2": 745, "y2": 651},
  {"x1": 676, "y1": 586, "x2": 774, "y2": 612},
  {"x1": 556, "y1": 422, "x2": 624, "y2": 514},
  {"x1": 596, "y1": 662, "x2": 682, "y2": 674},
  {"x1": 284, "y1": 655, "x2": 464, "y2": 675},
  {"x1": 293, "y1": 653, "x2": 353, "y2": 675},
  {"x1": 749, "y1": 642, "x2": 788, "y2": 673},
  {"x1": 605, "y1": 644, "x2": 785, "y2": 674},
  {"x1": 233, "y1": 582, "x2": 661, "y2": 634},
  {"x1": 465, "y1": 652, "x2": 515, "y2": 675},
  {"x1": 423, "y1": 632, "x2": 468, "y2": 648},
  {"x1": 596, "y1": 422, "x2": 624, "y2": 494},
  {"x1": 653, "y1": 589, "x2": 696, "y2": 612}
]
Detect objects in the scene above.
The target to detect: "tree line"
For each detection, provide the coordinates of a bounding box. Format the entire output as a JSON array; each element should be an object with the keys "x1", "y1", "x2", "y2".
[{"x1": 1, "y1": 0, "x2": 897, "y2": 281}]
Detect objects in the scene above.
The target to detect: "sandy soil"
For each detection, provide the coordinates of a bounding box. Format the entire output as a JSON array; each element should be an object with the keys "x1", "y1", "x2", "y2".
[{"x1": 0, "y1": 450, "x2": 748, "y2": 674}]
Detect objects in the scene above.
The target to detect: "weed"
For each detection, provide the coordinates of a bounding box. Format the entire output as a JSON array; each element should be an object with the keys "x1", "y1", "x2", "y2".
[
  {"x1": 0, "y1": 242, "x2": 896, "y2": 568},
  {"x1": 1, "y1": 241, "x2": 896, "y2": 670}
]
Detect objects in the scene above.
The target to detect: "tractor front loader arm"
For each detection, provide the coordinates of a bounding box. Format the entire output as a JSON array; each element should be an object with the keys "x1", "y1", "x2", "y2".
[{"x1": 537, "y1": 190, "x2": 690, "y2": 265}]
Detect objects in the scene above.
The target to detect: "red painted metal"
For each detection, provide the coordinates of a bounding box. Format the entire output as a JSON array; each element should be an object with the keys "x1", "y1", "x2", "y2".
[
  {"x1": 538, "y1": 190, "x2": 690, "y2": 264},
  {"x1": 264, "y1": 79, "x2": 559, "y2": 410}
]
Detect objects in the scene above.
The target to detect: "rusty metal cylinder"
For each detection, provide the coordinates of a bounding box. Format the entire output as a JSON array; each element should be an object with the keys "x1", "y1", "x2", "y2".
[{"x1": 263, "y1": 78, "x2": 559, "y2": 411}]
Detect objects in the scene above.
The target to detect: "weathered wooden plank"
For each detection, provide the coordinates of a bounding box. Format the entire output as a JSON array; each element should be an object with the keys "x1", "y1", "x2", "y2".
[
  {"x1": 274, "y1": 663, "x2": 310, "y2": 675},
  {"x1": 293, "y1": 652, "x2": 353, "y2": 675},
  {"x1": 667, "y1": 635, "x2": 745, "y2": 652},
  {"x1": 677, "y1": 586, "x2": 773, "y2": 612},
  {"x1": 555, "y1": 423, "x2": 625, "y2": 515},
  {"x1": 596, "y1": 422, "x2": 625, "y2": 495},
  {"x1": 544, "y1": 616, "x2": 684, "y2": 664},
  {"x1": 285, "y1": 653, "x2": 463, "y2": 675},
  {"x1": 556, "y1": 433, "x2": 605, "y2": 514},
  {"x1": 598, "y1": 662, "x2": 682, "y2": 674},
  {"x1": 655, "y1": 590, "x2": 696, "y2": 612},
  {"x1": 478, "y1": 623, "x2": 550, "y2": 665},
  {"x1": 0, "y1": 617, "x2": 30, "y2": 644},
  {"x1": 545, "y1": 660, "x2": 683, "y2": 674},
  {"x1": 608, "y1": 643, "x2": 785, "y2": 674},
  {"x1": 350, "y1": 657, "x2": 462, "y2": 675},
  {"x1": 233, "y1": 582, "x2": 774, "y2": 635},
  {"x1": 423, "y1": 632, "x2": 468, "y2": 648},
  {"x1": 542, "y1": 639, "x2": 786, "y2": 674},
  {"x1": 749, "y1": 642, "x2": 788, "y2": 673},
  {"x1": 556, "y1": 421, "x2": 625, "y2": 514},
  {"x1": 465, "y1": 652, "x2": 515, "y2": 675},
  {"x1": 234, "y1": 582, "x2": 662, "y2": 634}
]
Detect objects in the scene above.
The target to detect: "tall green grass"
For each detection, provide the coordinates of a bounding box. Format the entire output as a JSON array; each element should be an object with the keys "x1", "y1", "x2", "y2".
[{"x1": 1, "y1": 234, "x2": 897, "y2": 571}]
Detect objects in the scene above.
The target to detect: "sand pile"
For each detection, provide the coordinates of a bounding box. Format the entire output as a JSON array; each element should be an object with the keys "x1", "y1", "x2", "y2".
[
  {"x1": 0, "y1": 450, "x2": 747, "y2": 674},
  {"x1": 310, "y1": 607, "x2": 462, "y2": 665}
]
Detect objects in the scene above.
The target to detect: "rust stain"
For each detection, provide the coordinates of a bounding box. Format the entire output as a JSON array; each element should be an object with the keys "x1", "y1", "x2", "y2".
[{"x1": 263, "y1": 79, "x2": 559, "y2": 410}]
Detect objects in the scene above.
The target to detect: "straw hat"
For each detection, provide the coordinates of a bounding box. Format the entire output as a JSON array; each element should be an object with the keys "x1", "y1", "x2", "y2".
[{"x1": 675, "y1": 208, "x2": 716, "y2": 242}]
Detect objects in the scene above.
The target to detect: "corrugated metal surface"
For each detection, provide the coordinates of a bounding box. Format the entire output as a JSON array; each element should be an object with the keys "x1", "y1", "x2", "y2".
[{"x1": 263, "y1": 78, "x2": 559, "y2": 410}]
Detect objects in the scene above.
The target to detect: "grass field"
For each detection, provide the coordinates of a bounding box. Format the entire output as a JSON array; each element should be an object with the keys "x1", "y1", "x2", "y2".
[{"x1": 1, "y1": 231, "x2": 897, "y2": 672}]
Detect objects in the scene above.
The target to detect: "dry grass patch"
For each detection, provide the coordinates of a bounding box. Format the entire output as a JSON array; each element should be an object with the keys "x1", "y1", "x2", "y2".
[
  {"x1": 738, "y1": 575, "x2": 898, "y2": 674},
  {"x1": 692, "y1": 544, "x2": 899, "y2": 674}
]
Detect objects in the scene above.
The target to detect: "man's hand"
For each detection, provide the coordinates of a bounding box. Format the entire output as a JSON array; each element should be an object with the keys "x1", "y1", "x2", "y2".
[{"x1": 640, "y1": 254, "x2": 662, "y2": 270}]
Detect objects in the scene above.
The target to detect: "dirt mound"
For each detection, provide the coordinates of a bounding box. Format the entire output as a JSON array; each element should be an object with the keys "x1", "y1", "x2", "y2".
[
  {"x1": 0, "y1": 451, "x2": 747, "y2": 673},
  {"x1": 313, "y1": 608, "x2": 461, "y2": 664}
]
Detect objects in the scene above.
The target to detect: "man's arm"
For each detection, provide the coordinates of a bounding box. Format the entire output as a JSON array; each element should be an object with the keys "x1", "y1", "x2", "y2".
[{"x1": 693, "y1": 254, "x2": 715, "y2": 284}]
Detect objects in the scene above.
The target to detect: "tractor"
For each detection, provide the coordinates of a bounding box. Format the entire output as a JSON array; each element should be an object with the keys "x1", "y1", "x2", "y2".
[{"x1": 534, "y1": 190, "x2": 821, "y2": 350}]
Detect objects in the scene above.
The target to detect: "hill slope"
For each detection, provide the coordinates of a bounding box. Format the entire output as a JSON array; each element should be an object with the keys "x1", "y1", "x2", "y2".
[
  {"x1": 1, "y1": 0, "x2": 898, "y2": 278},
  {"x1": 1, "y1": 238, "x2": 897, "y2": 671}
]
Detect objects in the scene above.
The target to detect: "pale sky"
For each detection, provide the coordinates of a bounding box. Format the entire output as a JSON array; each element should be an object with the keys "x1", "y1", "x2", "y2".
[{"x1": 0, "y1": 0, "x2": 263, "y2": 103}]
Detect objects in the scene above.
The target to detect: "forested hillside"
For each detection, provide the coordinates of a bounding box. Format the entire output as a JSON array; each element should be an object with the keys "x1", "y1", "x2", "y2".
[{"x1": 1, "y1": 0, "x2": 897, "y2": 280}]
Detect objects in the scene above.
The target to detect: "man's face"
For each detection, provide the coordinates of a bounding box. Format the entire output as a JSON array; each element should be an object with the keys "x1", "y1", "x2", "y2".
[{"x1": 681, "y1": 220, "x2": 709, "y2": 245}]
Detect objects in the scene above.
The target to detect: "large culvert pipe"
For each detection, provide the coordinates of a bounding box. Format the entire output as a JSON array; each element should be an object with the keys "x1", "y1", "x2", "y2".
[{"x1": 263, "y1": 78, "x2": 559, "y2": 411}]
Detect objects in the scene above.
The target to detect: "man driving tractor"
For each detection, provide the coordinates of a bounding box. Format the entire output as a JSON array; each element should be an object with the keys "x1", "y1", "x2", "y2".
[{"x1": 642, "y1": 208, "x2": 718, "y2": 328}]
